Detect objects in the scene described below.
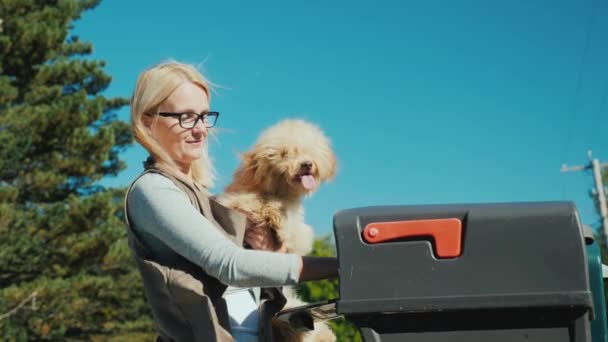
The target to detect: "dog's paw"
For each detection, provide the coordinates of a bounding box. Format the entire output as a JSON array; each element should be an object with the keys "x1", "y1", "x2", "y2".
[{"x1": 258, "y1": 201, "x2": 283, "y2": 230}]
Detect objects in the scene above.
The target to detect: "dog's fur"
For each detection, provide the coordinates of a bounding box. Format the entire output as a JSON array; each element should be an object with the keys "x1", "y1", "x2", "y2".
[
  {"x1": 218, "y1": 119, "x2": 337, "y2": 255},
  {"x1": 217, "y1": 119, "x2": 337, "y2": 342}
]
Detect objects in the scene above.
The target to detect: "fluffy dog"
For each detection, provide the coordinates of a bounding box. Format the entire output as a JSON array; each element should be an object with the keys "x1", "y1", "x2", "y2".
[
  {"x1": 217, "y1": 119, "x2": 337, "y2": 342},
  {"x1": 218, "y1": 119, "x2": 337, "y2": 255}
]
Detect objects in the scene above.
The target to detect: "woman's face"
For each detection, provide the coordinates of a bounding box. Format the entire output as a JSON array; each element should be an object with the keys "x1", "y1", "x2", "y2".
[{"x1": 151, "y1": 81, "x2": 209, "y2": 171}]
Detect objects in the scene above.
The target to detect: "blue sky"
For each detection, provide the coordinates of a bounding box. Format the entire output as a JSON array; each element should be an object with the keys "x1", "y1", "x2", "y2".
[{"x1": 74, "y1": 0, "x2": 608, "y2": 238}]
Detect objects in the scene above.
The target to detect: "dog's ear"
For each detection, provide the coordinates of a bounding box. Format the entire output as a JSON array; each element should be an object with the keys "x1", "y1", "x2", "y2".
[{"x1": 226, "y1": 151, "x2": 259, "y2": 192}]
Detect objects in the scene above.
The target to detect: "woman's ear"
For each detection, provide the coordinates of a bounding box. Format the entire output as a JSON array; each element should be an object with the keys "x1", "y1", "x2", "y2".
[
  {"x1": 142, "y1": 114, "x2": 153, "y2": 129},
  {"x1": 142, "y1": 114, "x2": 156, "y2": 136}
]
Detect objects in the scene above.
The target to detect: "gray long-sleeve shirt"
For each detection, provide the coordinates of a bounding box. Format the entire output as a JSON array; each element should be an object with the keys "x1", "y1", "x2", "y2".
[{"x1": 126, "y1": 172, "x2": 300, "y2": 288}]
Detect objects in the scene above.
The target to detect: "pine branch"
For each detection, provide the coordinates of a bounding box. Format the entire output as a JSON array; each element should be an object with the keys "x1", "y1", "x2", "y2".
[
  {"x1": 0, "y1": 271, "x2": 40, "y2": 288},
  {"x1": 0, "y1": 289, "x2": 39, "y2": 321}
]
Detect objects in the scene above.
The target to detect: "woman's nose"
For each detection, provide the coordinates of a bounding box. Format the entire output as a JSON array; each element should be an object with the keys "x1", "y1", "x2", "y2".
[{"x1": 191, "y1": 118, "x2": 207, "y2": 133}]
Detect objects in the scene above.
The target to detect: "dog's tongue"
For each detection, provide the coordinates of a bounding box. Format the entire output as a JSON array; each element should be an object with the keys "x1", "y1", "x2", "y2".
[{"x1": 301, "y1": 175, "x2": 316, "y2": 190}]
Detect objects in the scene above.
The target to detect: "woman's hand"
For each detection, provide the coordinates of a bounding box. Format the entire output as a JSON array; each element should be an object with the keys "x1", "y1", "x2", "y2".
[{"x1": 244, "y1": 223, "x2": 286, "y2": 253}]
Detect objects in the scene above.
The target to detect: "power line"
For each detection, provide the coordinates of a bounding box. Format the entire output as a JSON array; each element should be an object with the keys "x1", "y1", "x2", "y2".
[
  {"x1": 560, "y1": 0, "x2": 597, "y2": 165},
  {"x1": 589, "y1": 79, "x2": 608, "y2": 150}
]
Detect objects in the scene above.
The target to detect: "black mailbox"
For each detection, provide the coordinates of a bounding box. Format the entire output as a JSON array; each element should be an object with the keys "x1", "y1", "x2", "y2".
[{"x1": 333, "y1": 201, "x2": 594, "y2": 342}]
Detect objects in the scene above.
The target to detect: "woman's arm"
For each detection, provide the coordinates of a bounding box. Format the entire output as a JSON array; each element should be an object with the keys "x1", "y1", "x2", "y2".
[
  {"x1": 245, "y1": 225, "x2": 339, "y2": 283},
  {"x1": 298, "y1": 256, "x2": 339, "y2": 282},
  {"x1": 127, "y1": 173, "x2": 301, "y2": 288}
]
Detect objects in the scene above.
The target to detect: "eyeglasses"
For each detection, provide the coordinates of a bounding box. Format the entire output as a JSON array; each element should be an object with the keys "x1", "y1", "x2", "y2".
[{"x1": 156, "y1": 111, "x2": 219, "y2": 129}]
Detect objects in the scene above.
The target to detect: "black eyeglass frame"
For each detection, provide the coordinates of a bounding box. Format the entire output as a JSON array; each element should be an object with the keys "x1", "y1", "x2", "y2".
[{"x1": 153, "y1": 111, "x2": 220, "y2": 129}]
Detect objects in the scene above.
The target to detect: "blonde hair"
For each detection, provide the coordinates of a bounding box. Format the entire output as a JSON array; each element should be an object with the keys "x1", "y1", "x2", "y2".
[{"x1": 130, "y1": 60, "x2": 216, "y2": 188}]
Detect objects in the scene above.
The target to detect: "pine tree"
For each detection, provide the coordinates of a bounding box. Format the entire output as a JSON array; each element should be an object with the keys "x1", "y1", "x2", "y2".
[{"x1": 0, "y1": 0, "x2": 154, "y2": 339}]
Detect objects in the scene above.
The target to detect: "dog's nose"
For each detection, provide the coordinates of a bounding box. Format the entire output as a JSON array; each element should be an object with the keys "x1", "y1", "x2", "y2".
[{"x1": 301, "y1": 162, "x2": 313, "y2": 170}]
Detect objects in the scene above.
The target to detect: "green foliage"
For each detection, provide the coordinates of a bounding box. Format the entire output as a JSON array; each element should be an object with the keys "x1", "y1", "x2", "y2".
[
  {"x1": 0, "y1": 0, "x2": 150, "y2": 339},
  {"x1": 296, "y1": 236, "x2": 363, "y2": 342}
]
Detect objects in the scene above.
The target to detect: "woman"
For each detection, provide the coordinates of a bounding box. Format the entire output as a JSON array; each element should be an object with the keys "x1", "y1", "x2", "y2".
[{"x1": 124, "y1": 60, "x2": 338, "y2": 342}]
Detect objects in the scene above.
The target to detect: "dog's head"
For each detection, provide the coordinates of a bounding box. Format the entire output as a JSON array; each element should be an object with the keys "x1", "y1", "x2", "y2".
[{"x1": 228, "y1": 119, "x2": 337, "y2": 198}]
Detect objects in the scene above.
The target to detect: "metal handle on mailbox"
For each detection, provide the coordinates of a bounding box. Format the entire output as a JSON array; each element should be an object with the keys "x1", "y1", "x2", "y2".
[{"x1": 362, "y1": 218, "x2": 463, "y2": 258}]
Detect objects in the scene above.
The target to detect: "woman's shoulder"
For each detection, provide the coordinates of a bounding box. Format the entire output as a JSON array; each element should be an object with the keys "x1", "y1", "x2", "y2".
[
  {"x1": 131, "y1": 171, "x2": 175, "y2": 189},
  {"x1": 128, "y1": 172, "x2": 183, "y2": 201}
]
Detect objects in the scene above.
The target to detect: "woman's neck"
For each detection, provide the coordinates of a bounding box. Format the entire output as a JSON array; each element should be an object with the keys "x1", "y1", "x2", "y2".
[
  {"x1": 144, "y1": 155, "x2": 194, "y2": 183},
  {"x1": 176, "y1": 162, "x2": 193, "y2": 182}
]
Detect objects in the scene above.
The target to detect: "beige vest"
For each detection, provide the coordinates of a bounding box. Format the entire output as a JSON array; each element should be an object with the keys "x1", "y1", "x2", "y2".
[
  {"x1": 124, "y1": 167, "x2": 287, "y2": 342},
  {"x1": 124, "y1": 167, "x2": 249, "y2": 342}
]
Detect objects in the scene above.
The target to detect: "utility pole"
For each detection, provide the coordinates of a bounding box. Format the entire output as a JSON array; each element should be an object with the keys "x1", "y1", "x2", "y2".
[{"x1": 561, "y1": 150, "x2": 608, "y2": 243}]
